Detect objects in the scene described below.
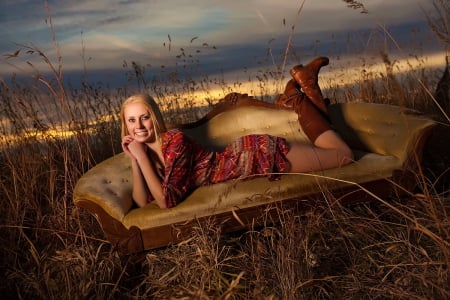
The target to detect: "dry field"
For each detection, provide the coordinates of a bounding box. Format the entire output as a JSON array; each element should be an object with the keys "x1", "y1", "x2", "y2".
[{"x1": 0, "y1": 2, "x2": 449, "y2": 299}]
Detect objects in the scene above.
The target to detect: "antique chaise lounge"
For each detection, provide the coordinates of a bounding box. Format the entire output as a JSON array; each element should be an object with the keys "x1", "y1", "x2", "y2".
[{"x1": 73, "y1": 97, "x2": 436, "y2": 254}]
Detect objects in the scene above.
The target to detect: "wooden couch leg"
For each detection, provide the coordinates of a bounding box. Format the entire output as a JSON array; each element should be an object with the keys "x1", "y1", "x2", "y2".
[{"x1": 75, "y1": 199, "x2": 143, "y2": 254}]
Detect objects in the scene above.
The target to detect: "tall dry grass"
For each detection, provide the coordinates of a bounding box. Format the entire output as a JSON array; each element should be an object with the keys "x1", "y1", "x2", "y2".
[{"x1": 1, "y1": 1, "x2": 449, "y2": 299}]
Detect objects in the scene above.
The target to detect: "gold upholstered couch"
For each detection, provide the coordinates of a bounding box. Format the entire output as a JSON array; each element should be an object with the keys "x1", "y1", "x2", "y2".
[{"x1": 73, "y1": 97, "x2": 436, "y2": 254}]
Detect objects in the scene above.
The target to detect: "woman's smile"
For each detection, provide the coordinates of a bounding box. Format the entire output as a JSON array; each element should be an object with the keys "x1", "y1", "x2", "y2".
[{"x1": 134, "y1": 129, "x2": 149, "y2": 136}]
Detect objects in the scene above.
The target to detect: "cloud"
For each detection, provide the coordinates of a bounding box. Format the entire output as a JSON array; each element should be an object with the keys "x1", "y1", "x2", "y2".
[{"x1": 0, "y1": 0, "x2": 442, "y2": 87}]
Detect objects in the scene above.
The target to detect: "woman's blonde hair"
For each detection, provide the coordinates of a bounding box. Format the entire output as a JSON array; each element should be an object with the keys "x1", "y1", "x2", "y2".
[{"x1": 120, "y1": 94, "x2": 167, "y2": 141}]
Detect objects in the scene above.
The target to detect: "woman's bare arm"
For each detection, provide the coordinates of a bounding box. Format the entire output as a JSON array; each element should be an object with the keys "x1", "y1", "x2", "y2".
[
  {"x1": 122, "y1": 136, "x2": 166, "y2": 208},
  {"x1": 133, "y1": 152, "x2": 166, "y2": 208},
  {"x1": 129, "y1": 158, "x2": 151, "y2": 207}
]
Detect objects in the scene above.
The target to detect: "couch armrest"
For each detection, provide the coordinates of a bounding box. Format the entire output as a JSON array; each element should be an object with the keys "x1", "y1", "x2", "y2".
[
  {"x1": 329, "y1": 103, "x2": 436, "y2": 164},
  {"x1": 73, "y1": 152, "x2": 133, "y2": 222}
]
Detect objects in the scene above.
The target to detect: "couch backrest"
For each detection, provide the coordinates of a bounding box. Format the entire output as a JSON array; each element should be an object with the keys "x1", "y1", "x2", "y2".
[
  {"x1": 181, "y1": 100, "x2": 435, "y2": 162},
  {"x1": 182, "y1": 105, "x2": 308, "y2": 150},
  {"x1": 329, "y1": 102, "x2": 436, "y2": 162}
]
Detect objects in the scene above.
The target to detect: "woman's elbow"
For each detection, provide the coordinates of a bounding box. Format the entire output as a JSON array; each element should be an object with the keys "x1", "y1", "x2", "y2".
[
  {"x1": 132, "y1": 192, "x2": 149, "y2": 208},
  {"x1": 156, "y1": 199, "x2": 168, "y2": 209}
]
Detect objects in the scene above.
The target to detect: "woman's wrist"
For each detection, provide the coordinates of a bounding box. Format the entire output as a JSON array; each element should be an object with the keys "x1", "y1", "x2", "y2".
[{"x1": 134, "y1": 154, "x2": 145, "y2": 164}]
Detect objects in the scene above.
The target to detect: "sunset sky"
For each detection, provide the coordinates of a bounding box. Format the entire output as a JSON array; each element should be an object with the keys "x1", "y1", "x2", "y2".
[{"x1": 0, "y1": 0, "x2": 446, "y2": 92}]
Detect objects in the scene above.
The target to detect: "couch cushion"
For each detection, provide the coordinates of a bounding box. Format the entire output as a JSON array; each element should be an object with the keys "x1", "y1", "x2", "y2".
[{"x1": 123, "y1": 152, "x2": 402, "y2": 229}]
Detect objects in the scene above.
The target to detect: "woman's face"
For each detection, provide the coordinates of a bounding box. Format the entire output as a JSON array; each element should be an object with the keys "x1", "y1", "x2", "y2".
[{"x1": 124, "y1": 102, "x2": 156, "y2": 143}]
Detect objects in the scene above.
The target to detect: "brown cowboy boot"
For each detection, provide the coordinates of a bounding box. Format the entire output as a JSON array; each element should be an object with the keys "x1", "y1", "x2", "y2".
[
  {"x1": 289, "y1": 56, "x2": 329, "y2": 116},
  {"x1": 280, "y1": 86, "x2": 331, "y2": 143},
  {"x1": 275, "y1": 79, "x2": 300, "y2": 109},
  {"x1": 296, "y1": 95, "x2": 332, "y2": 144}
]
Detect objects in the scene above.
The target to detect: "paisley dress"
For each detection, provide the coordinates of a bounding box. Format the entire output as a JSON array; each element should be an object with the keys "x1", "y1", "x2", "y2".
[{"x1": 154, "y1": 129, "x2": 290, "y2": 208}]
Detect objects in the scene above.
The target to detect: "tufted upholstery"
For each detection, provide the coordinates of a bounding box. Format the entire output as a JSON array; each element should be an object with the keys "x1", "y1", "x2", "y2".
[
  {"x1": 73, "y1": 101, "x2": 436, "y2": 252},
  {"x1": 329, "y1": 103, "x2": 433, "y2": 162},
  {"x1": 74, "y1": 152, "x2": 133, "y2": 221}
]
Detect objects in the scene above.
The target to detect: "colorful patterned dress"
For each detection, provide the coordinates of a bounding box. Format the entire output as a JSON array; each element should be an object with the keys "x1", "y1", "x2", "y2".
[{"x1": 156, "y1": 129, "x2": 290, "y2": 208}]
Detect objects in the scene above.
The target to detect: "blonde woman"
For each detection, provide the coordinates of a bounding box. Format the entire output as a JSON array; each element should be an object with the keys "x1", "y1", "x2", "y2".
[{"x1": 120, "y1": 57, "x2": 353, "y2": 209}]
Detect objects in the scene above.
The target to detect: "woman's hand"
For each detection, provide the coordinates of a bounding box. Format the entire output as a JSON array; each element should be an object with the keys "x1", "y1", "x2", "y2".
[
  {"x1": 127, "y1": 140, "x2": 148, "y2": 162},
  {"x1": 122, "y1": 135, "x2": 147, "y2": 160},
  {"x1": 122, "y1": 135, "x2": 136, "y2": 159}
]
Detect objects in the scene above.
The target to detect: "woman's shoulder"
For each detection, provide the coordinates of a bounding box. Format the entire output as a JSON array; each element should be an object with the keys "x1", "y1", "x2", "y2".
[
  {"x1": 162, "y1": 129, "x2": 195, "y2": 151},
  {"x1": 163, "y1": 129, "x2": 187, "y2": 141}
]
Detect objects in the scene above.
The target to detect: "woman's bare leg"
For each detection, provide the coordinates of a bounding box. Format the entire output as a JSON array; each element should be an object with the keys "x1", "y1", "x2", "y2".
[{"x1": 286, "y1": 130, "x2": 353, "y2": 172}]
